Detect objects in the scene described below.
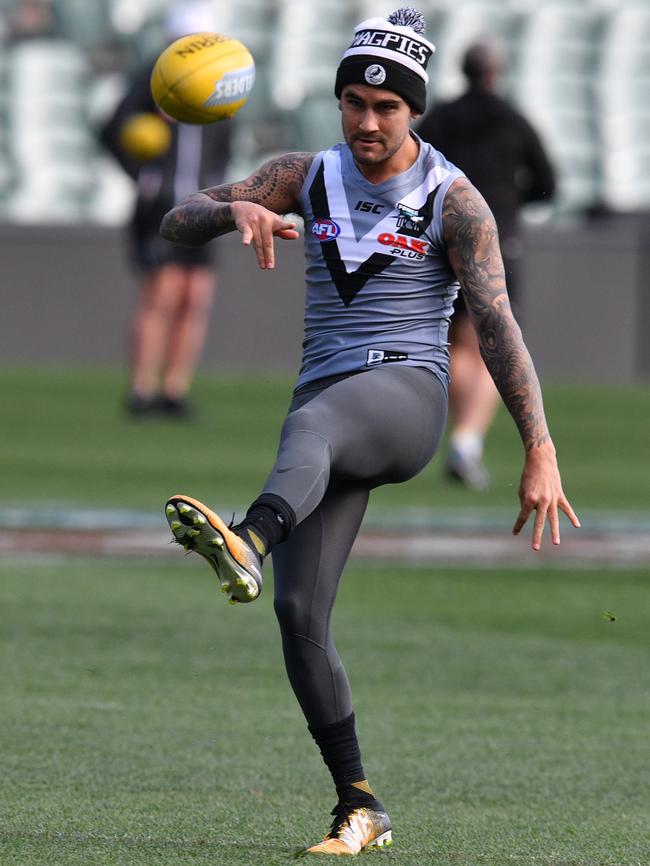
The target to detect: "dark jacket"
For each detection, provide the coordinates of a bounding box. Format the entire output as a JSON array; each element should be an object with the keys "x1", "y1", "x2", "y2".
[
  {"x1": 418, "y1": 89, "x2": 555, "y2": 236},
  {"x1": 99, "y1": 60, "x2": 232, "y2": 236}
]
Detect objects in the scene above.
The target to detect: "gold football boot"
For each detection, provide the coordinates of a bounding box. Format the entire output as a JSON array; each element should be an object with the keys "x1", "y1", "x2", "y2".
[
  {"x1": 165, "y1": 494, "x2": 262, "y2": 604},
  {"x1": 306, "y1": 802, "x2": 392, "y2": 856}
]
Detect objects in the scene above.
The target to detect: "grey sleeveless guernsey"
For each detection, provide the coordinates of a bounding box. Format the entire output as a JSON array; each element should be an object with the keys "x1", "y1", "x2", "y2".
[{"x1": 296, "y1": 133, "x2": 464, "y2": 391}]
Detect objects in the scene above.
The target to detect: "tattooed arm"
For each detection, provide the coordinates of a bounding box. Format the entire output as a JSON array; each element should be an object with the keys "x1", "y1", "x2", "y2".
[
  {"x1": 443, "y1": 177, "x2": 579, "y2": 548},
  {"x1": 443, "y1": 177, "x2": 546, "y2": 449},
  {"x1": 160, "y1": 151, "x2": 315, "y2": 268}
]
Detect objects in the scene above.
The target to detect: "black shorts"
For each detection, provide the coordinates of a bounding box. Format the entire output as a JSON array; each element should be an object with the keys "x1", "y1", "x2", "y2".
[{"x1": 130, "y1": 228, "x2": 215, "y2": 273}]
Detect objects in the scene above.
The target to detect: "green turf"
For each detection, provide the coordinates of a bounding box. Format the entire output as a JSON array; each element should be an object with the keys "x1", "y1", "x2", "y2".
[
  {"x1": 0, "y1": 365, "x2": 648, "y2": 515},
  {"x1": 1, "y1": 557, "x2": 648, "y2": 865}
]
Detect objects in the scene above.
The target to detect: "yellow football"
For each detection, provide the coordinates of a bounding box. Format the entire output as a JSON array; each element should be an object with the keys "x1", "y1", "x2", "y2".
[
  {"x1": 119, "y1": 112, "x2": 171, "y2": 160},
  {"x1": 150, "y1": 32, "x2": 255, "y2": 124}
]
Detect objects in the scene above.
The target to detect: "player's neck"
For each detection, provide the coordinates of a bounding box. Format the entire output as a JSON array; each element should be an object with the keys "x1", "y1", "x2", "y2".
[{"x1": 356, "y1": 134, "x2": 420, "y2": 184}]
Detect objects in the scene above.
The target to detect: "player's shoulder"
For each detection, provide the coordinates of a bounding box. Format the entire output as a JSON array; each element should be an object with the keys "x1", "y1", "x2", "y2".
[
  {"x1": 416, "y1": 134, "x2": 463, "y2": 179},
  {"x1": 441, "y1": 175, "x2": 495, "y2": 230},
  {"x1": 298, "y1": 144, "x2": 347, "y2": 190},
  {"x1": 306, "y1": 142, "x2": 344, "y2": 166}
]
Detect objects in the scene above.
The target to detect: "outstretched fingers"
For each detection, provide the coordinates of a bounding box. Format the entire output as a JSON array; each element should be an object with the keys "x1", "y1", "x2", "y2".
[
  {"x1": 559, "y1": 496, "x2": 581, "y2": 530},
  {"x1": 513, "y1": 497, "x2": 550, "y2": 550},
  {"x1": 239, "y1": 222, "x2": 254, "y2": 248},
  {"x1": 545, "y1": 501, "x2": 560, "y2": 548},
  {"x1": 236, "y1": 206, "x2": 298, "y2": 269},
  {"x1": 512, "y1": 503, "x2": 532, "y2": 538},
  {"x1": 257, "y1": 220, "x2": 298, "y2": 269},
  {"x1": 276, "y1": 226, "x2": 300, "y2": 240},
  {"x1": 250, "y1": 219, "x2": 274, "y2": 270},
  {"x1": 239, "y1": 217, "x2": 267, "y2": 268},
  {"x1": 513, "y1": 490, "x2": 581, "y2": 550}
]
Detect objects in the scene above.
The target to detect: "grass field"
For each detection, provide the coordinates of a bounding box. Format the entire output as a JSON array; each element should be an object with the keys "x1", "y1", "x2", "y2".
[
  {"x1": 1, "y1": 366, "x2": 649, "y2": 864},
  {"x1": 1, "y1": 558, "x2": 648, "y2": 865},
  {"x1": 1, "y1": 365, "x2": 649, "y2": 514}
]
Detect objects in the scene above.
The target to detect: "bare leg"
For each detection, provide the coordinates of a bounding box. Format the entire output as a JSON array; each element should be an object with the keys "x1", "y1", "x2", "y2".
[
  {"x1": 446, "y1": 312, "x2": 501, "y2": 489},
  {"x1": 449, "y1": 313, "x2": 501, "y2": 434},
  {"x1": 129, "y1": 264, "x2": 186, "y2": 398},
  {"x1": 161, "y1": 266, "x2": 215, "y2": 399}
]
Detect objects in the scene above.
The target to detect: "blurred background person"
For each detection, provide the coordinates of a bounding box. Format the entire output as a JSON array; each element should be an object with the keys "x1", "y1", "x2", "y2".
[
  {"x1": 418, "y1": 40, "x2": 556, "y2": 490},
  {"x1": 100, "y1": 0, "x2": 232, "y2": 419},
  {"x1": 6, "y1": 0, "x2": 59, "y2": 40}
]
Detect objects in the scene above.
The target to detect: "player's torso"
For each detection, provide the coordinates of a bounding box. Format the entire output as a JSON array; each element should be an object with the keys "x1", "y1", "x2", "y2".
[
  {"x1": 297, "y1": 138, "x2": 464, "y2": 387},
  {"x1": 302, "y1": 140, "x2": 459, "y2": 293}
]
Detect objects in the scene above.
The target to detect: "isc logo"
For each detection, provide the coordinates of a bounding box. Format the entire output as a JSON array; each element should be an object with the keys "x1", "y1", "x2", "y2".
[
  {"x1": 354, "y1": 199, "x2": 384, "y2": 214},
  {"x1": 312, "y1": 219, "x2": 341, "y2": 241}
]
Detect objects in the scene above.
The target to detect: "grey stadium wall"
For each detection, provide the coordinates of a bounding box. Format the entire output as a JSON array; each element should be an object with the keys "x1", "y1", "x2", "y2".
[{"x1": 0, "y1": 216, "x2": 648, "y2": 381}]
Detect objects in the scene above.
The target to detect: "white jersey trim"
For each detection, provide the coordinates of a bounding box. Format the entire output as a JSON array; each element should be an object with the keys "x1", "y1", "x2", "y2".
[{"x1": 321, "y1": 148, "x2": 456, "y2": 273}]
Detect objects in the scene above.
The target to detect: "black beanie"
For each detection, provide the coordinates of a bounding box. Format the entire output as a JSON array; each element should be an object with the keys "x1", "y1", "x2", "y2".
[{"x1": 334, "y1": 7, "x2": 435, "y2": 115}]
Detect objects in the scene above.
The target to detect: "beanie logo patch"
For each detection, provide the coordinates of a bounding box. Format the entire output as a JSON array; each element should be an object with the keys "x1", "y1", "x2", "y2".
[{"x1": 364, "y1": 63, "x2": 386, "y2": 86}]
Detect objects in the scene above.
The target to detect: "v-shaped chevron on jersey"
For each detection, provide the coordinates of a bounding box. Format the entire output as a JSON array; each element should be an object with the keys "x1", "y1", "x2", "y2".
[
  {"x1": 308, "y1": 159, "x2": 394, "y2": 306},
  {"x1": 307, "y1": 148, "x2": 446, "y2": 306}
]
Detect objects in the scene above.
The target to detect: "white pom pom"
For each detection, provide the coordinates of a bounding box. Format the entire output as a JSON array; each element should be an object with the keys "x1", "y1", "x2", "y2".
[{"x1": 387, "y1": 7, "x2": 426, "y2": 34}]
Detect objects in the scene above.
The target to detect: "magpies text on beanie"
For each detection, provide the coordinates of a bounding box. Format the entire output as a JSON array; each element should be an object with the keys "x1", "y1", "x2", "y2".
[{"x1": 335, "y1": 8, "x2": 435, "y2": 115}]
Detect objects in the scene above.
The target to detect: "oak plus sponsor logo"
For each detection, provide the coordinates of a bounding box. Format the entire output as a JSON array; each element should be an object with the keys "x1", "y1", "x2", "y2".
[
  {"x1": 311, "y1": 218, "x2": 341, "y2": 241},
  {"x1": 377, "y1": 231, "x2": 429, "y2": 260}
]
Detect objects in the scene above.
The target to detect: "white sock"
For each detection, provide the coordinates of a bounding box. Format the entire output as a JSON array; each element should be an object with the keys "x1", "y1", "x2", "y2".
[{"x1": 450, "y1": 430, "x2": 483, "y2": 460}]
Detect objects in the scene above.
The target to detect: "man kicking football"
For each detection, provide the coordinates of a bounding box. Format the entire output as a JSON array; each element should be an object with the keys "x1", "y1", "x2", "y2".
[{"x1": 161, "y1": 7, "x2": 579, "y2": 855}]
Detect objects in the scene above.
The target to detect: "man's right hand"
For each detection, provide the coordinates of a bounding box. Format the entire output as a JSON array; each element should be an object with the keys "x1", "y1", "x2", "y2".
[{"x1": 230, "y1": 201, "x2": 300, "y2": 270}]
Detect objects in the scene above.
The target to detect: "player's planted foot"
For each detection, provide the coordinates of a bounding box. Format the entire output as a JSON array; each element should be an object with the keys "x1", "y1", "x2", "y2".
[
  {"x1": 445, "y1": 444, "x2": 491, "y2": 491},
  {"x1": 165, "y1": 494, "x2": 262, "y2": 603},
  {"x1": 305, "y1": 801, "x2": 392, "y2": 856}
]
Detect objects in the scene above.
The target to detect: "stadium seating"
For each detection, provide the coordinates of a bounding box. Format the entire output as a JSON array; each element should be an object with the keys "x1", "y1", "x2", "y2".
[
  {"x1": 427, "y1": 1, "x2": 513, "y2": 101},
  {"x1": 513, "y1": 1, "x2": 601, "y2": 214},
  {"x1": 53, "y1": 0, "x2": 112, "y2": 48},
  {"x1": 0, "y1": 0, "x2": 647, "y2": 222},
  {"x1": 597, "y1": 1, "x2": 650, "y2": 211},
  {"x1": 3, "y1": 38, "x2": 96, "y2": 221}
]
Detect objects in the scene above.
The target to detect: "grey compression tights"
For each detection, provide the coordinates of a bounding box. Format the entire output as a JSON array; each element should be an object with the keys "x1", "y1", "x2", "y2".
[{"x1": 265, "y1": 366, "x2": 448, "y2": 728}]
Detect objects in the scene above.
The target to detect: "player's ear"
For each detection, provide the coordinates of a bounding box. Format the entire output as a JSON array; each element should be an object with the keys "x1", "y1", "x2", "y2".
[{"x1": 410, "y1": 111, "x2": 422, "y2": 122}]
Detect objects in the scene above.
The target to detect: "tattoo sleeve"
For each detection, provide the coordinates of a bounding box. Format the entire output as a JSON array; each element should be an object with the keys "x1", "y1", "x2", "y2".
[
  {"x1": 160, "y1": 151, "x2": 315, "y2": 245},
  {"x1": 443, "y1": 178, "x2": 551, "y2": 451}
]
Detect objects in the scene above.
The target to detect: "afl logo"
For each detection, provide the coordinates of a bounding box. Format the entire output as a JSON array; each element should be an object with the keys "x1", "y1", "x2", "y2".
[
  {"x1": 365, "y1": 63, "x2": 386, "y2": 86},
  {"x1": 311, "y1": 218, "x2": 341, "y2": 241}
]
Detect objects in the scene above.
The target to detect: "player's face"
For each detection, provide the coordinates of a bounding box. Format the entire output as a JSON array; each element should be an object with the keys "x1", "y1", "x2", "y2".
[{"x1": 339, "y1": 84, "x2": 418, "y2": 169}]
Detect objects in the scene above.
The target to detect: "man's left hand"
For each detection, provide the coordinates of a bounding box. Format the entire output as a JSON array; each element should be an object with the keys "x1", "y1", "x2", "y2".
[{"x1": 513, "y1": 442, "x2": 580, "y2": 550}]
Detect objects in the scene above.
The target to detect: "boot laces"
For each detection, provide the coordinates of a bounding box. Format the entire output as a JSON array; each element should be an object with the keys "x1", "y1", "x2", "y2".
[{"x1": 327, "y1": 801, "x2": 360, "y2": 838}]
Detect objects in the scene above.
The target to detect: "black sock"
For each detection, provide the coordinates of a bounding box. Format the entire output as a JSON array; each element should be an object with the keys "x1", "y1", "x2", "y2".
[
  {"x1": 234, "y1": 493, "x2": 296, "y2": 557},
  {"x1": 308, "y1": 713, "x2": 380, "y2": 806}
]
